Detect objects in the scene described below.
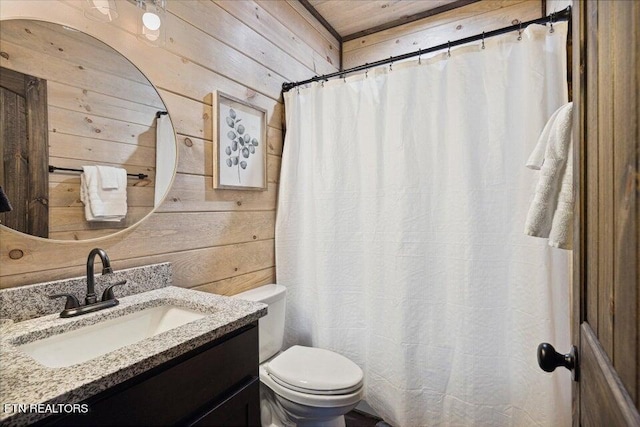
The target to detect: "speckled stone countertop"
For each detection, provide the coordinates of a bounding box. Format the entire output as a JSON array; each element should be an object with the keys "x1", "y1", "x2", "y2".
[
  {"x1": 0, "y1": 286, "x2": 266, "y2": 426},
  {"x1": 0, "y1": 263, "x2": 172, "y2": 322}
]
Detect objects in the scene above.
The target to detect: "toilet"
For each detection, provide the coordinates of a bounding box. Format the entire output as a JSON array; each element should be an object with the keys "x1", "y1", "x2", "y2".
[{"x1": 234, "y1": 284, "x2": 364, "y2": 427}]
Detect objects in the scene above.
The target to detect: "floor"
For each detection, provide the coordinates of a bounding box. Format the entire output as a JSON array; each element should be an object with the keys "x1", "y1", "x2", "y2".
[{"x1": 345, "y1": 410, "x2": 391, "y2": 427}]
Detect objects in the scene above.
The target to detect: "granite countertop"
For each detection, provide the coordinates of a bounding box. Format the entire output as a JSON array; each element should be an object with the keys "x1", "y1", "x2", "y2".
[{"x1": 0, "y1": 286, "x2": 267, "y2": 426}]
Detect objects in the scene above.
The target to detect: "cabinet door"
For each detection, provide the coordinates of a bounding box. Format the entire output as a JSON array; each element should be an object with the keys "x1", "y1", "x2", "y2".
[{"x1": 191, "y1": 378, "x2": 260, "y2": 427}]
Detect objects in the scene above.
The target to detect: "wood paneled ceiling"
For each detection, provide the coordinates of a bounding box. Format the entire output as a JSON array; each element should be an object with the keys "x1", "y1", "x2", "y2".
[{"x1": 301, "y1": 0, "x2": 479, "y2": 41}]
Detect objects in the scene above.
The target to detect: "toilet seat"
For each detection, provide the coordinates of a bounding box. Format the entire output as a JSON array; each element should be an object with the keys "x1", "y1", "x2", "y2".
[
  {"x1": 260, "y1": 365, "x2": 363, "y2": 409},
  {"x1": 265, "y1": 346, "x2": 364, "y2": 395},
  {"x1": 270, "y1": 375, "x2": 362, "y2": 395},
  {"x1": 260, "y1": 346, "x2": 364, "y2": 408}
]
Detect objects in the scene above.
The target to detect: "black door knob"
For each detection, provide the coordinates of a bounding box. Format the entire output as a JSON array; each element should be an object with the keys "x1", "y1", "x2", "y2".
[{"x1": 537, "y1": 343, "x2": 579, "y2": 381}]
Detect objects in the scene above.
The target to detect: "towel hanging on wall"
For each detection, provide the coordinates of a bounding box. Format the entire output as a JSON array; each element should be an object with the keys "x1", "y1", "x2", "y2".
[
  {"x1": 154, "y1": 113, "x2": 176, "y2": 207},
  {"x1": 80, "y1": 165, "x2": 128, "y2": 222},
  {"x1": 524, "y1": 102, "x2": 574, "y2": 249}
]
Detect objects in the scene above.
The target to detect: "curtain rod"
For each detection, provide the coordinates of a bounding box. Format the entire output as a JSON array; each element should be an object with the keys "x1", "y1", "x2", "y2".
[
  {"x1": 282, "y1": 6, "x2": 571, "y2": 93},
  {"x1": 49, "y1": 165, "x2": 148, "y2": 180}
]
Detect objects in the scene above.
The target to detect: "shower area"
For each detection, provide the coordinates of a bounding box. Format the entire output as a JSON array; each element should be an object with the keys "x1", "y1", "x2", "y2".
[{"x1": 276, "y1": 9, "x2": 572, "y2": 427}]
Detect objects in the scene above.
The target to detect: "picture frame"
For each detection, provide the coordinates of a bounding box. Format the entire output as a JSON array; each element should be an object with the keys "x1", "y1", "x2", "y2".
[{"x1": 213, "y1": 91, "x2": 267, "y2": 190}]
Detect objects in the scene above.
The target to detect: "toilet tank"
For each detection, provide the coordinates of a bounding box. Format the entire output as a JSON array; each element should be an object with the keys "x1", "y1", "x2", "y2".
[{"x1": 233, "y1": 284, "x2": 286, "y2": 363}]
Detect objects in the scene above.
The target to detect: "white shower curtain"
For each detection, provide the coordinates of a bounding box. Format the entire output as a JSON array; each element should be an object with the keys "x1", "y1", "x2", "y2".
[{"x1": 277, "y1": 22, "x2": 570, "y2": 427}]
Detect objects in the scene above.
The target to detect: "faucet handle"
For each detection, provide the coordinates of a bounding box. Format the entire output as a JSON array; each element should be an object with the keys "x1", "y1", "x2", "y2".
[
  {"x1": 101, "y1": 280, "x2": 127, "y2": 301},
  {"x1": 49, "y1": 293, "x2": 80, "y2": 310}
]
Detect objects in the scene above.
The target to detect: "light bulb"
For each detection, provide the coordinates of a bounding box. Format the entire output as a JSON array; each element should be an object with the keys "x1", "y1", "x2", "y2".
[
  {"x1": 136, "y1": 0, "x2": 166, "y2": 47},
  {"x1": 142, "y1": 12, "x2": 161, "y2": 31}
]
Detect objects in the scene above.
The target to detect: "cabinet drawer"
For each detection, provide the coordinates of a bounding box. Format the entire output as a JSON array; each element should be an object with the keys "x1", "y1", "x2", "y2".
[{"x1": 46, "y1": 323, "x2": 258, "y2": 426}]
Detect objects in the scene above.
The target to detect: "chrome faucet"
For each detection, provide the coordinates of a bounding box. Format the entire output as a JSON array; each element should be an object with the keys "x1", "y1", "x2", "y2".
[{"x1": 49, "y1": 248, "x2": 126, "y2": 318}]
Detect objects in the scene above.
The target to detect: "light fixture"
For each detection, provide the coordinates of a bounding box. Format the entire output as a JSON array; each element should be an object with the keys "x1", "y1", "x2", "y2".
[
  {"x1": 136, "y1": 0, "x2": 166, "y2": 47},
  {"x1": 82, "y1": 0, "x2": 118, "y2": 23}
]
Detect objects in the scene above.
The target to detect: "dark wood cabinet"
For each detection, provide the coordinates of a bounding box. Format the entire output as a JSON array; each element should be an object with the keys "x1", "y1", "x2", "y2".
[
  {"x1": 40, "y1": 322, "x2": 260, "y2": 426},
  {"x1": 191, "y1": 377, "x2": 260, "y2": 427}
]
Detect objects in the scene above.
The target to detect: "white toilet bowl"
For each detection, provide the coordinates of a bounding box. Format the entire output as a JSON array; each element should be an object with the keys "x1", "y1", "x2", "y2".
[
  {"x1": 259, "y1": 345, "x2": 363, "y2": 426},
  {"x1": 234, "y1": 285, "x2": 364, "y2": 427}
]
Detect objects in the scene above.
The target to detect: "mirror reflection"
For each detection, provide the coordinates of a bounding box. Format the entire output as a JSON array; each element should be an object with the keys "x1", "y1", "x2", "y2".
[{"x1": 0, "y1": 19, "x2": 176, "y2": 241}]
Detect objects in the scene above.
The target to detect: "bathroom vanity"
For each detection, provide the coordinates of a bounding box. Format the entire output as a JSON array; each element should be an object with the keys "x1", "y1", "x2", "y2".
[
  {"x1": 0, "y1": 264, "x2": 266, "y2": 426},
  {"x1": 43, "y1": 322, "x2": 260, "y2": 426}
]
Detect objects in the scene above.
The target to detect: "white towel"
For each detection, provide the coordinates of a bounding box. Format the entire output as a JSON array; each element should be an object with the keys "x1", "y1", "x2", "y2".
[
  {"x1": 526, "y1": 106, "x2": 564, "y2": 170},
  {"x1": 524, "y1": 102, "x2": 573, "y2": 249},
  {"x1": 549, "y1": 142, "x2": 573, "y2": 249},
  {"x1": 154, "y1": 114, "x2": 176, "y2": 207},
  {"x1": 80, "y1": 165, "x2": 127, "y2": 222},
  {"x1": 97, "y1": 165, "x2": 120, "y2": 190}
]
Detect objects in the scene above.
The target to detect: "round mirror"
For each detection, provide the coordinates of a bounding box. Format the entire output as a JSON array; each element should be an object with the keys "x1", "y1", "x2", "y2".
[{"x1": 0, "y1": 19, "x2": 177, "y2": 241}]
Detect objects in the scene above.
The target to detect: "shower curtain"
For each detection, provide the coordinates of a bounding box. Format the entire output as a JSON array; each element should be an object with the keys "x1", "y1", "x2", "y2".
[{"x1": 277, "y1": 22, "x2": 570, "y2": 427}]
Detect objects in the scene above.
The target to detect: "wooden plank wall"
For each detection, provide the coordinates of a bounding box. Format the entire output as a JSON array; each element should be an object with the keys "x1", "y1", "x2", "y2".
[
  {"x1": 547, "y1": 0, "x2": 572, "y2": 15},
  {"x1": 0, "y1": 0, "x2": 339, "y2": 295},
  {"x1": 1, "y1": 19, "x2": 161, "y2": 239},
  {"x1": 342, "y1": 0, "x2": 544, "y2": 69}
]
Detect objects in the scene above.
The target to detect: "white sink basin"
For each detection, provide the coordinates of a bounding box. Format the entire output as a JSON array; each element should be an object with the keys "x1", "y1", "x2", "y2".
[{"x1": 18, "y1": 305, "x2": 206, "y2": 368}]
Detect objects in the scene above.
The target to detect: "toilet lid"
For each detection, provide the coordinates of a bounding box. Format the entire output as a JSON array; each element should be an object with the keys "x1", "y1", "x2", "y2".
[{"x1": 265, "y1": 346, "x2": 363, "y2": 394}]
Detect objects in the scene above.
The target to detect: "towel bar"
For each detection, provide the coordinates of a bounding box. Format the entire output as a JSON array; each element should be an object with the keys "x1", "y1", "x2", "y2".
[{"x1": 48, "y1": 165, "x2": 148, "y2": 180}]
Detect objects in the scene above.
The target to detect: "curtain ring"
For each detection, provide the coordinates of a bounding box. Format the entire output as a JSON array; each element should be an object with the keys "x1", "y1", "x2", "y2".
[
  {"x1": 418, "y1": 48, "x2": 422, "y2": 64},
  {"x1": 365, "y1": 69, "x2": 369, "y2": 79},
  {"x1": 447, "y1": 40, "x2": 451, "y2": 57},
  {"x1": 296, "y1": 86, "x2": 300, "y2": 95},
  {"x1": 343, "y1": 74, "x2": 346, "y2": 83},
  {"x1": 549, "y1": 13, "x2": 555, "y2": 33},
  {"x1": 389, "y1": 56, "x2": 393, "y2": 71},
  {"x1": 481, "y1": 31, "x2": 485, "y2": 50},
  {"x1": 518, "y1": 21, "x2": 523, "y2": 41}
]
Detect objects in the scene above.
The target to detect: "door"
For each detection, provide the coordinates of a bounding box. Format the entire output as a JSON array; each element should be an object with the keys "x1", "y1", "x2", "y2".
[
  {"x1": 574, "y1": 0, "x2": 640, "y2": 424},
  {"x1": 541, "y1": 1, "x2": 640, "y2": 425},
  {"x1": 0, "y1": 66, "x2": 48, "y2": 237}
]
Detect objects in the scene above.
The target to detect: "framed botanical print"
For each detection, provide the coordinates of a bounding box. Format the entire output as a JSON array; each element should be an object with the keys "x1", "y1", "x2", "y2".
[{"x1": 213, "y1": 91, "x2": 267, "y2": 190}]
